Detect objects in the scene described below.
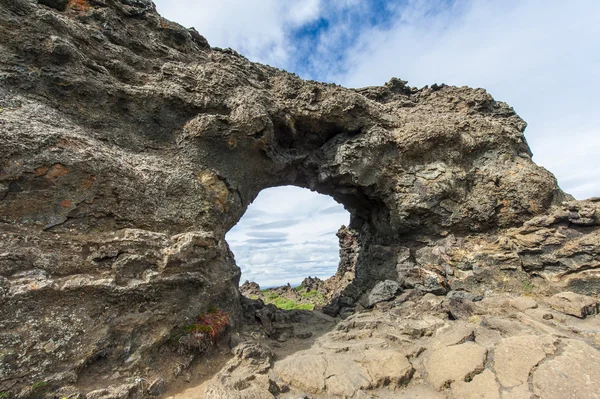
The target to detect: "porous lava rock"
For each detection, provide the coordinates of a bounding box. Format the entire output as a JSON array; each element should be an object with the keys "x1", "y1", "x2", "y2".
[{"x1": 0, "y1": 0, "x2": 598, "y2": 395}]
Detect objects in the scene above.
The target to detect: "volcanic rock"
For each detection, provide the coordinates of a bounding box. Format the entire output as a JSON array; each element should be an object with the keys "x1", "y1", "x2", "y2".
[{"x1": 0, "y1": 0, "x2": 599, "y2": 396}]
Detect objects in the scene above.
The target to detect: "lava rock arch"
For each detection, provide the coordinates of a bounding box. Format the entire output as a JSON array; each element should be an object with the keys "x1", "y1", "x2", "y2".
[{"x1": 0, "y1": 0, "x2": 578, "y2": 394}]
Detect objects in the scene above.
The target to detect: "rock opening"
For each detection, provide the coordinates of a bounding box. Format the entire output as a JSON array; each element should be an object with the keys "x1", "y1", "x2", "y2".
[{"x1": 226, "y1": 186, "x2": 350, "y2": 288}]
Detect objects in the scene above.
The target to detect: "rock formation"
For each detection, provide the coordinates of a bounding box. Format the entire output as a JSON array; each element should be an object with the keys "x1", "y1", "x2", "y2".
[
  {"x1": 0, "y1": 0, "x2": 598, "y2": 397},
  {"x1": 201, "y1": 291, "x2": 600, "y2": 399}
]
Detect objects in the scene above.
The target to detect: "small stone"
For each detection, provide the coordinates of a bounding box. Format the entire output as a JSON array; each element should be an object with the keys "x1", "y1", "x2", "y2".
[
  {"x1": 542, "y1": 313, "x2": 553, "y2": 320},
  {"x1": 447, "y1": 290, "x2": 484, "y2": 302},
  {"x1": 339, "y1": 307, "x2": 355, "y2": 319},
  {"x1": 147, "y1": 378, "x2": 165, "y2": 396},
  {"x1": 295, "y1": 332, "x2": 312, "y2": 339},
  {"x1": 277, "y1": 331, "x2": 291, "y2": 342}
]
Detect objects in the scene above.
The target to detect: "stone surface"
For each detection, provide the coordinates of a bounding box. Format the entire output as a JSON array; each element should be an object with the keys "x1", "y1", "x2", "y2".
[
  {"x1": 451, "y1": 369, "x2": 500, "y2": 399},
  {"x1": 532, "y1": 339, "x2": 600, "y2": 399},
  {"x1": 430, "y1": 323, "x2": 475, "y2": 348},
  {"x1": 203, "y1": 342, "x2": 276, "y2": 399},
  {"x1": 510, "y1": 297, "x2": 538, "y2": 312},
  {"x1": 273, "y1": 355, "x2": 328, "y2": 394},
  {"x1": 548, "y1": 291, "x2": 600, "y2": 318},
  {"x1": 196, "y1": 292, "x2": 600, "y2": 399},
  {"x1": 501, "y1": 384, "x2": 532, "y2": 399},
  {"x1": 424, "y1": 342, "x2": 487, "y2": 390},
  {"x1": 493, "y1": 335, "x2": 557, "y2": 388}
]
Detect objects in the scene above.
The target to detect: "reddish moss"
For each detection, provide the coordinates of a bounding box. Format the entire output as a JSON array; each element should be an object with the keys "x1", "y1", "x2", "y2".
[
  {"x1": 67, "y1": 0, "x2": 90, "y2": 11},
  {"x1": 187, "y1": 308, "x2": 229, "y2": 342}
]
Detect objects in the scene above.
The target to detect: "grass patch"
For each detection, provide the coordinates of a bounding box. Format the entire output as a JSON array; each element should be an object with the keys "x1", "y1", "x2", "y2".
[
  {"x1": 264, "y1": 291, "x2": 280, "y2": 301},
  {"x1": 271, "y1": 298, "x2": 314, "y2": 311},
  {"x1": 301, "y1": 290, "x2": 324, "y2": 300},
  {"x1": 31, "y1": 382, "x2": 47, "y2": 392},
  {"x1": 260, "y1": 291, "x2": 314, "y2": 310}
]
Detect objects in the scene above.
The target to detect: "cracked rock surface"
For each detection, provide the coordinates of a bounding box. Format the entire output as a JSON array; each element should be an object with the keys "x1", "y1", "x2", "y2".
[{"x1": 201, "y1": 291, "x2": 600, "y2": 398}]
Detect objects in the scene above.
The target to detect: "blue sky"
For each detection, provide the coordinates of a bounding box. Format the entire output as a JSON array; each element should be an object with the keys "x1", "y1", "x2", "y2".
[{"x1": 154, "y1": 0, "x2": 600, "y2": 286}]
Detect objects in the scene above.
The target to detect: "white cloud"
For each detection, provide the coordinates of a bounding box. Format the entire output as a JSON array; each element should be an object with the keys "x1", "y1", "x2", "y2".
[
  {"x1": 337, "y1": 0, "x2": 600, "y2": 199},
  {"x1": 226, "y1": 186, "x2": 349, "y2": 287},
  {"x1": 153, "y1": 0, "x2": 322, "y2": 66}
]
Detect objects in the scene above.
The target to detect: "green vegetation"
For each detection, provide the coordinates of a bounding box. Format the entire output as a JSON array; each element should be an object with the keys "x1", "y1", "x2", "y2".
[
  {"x1": 264, "y1": 291, "x2": 280, "y2": 301},
  {"x1": 301, "y1": 290, "x2": 325, "y2": 302},
  {"x1": 31, "y1": 382, "x2": 47, "y2": 392},
  {"x1": 260, "y1": 291, "x2": 315, "y2": 311},
  {"x1": 522, "y1": 280, "x2": 533, "y2": 294},
  {"x1": 271, "y1": 297, "x2": 314, "y2": 311},
  {"x1": 0, "y1": 392, "x2": 9, "y2": 399}
]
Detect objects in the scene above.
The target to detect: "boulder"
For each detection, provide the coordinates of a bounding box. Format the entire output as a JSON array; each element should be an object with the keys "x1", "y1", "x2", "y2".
[
  {"x1": 360, "y1": 280, "x2": 401, "y2": 308},
  {"x1": 548, "y1": 292, "x2": 600, "y2": 318}
]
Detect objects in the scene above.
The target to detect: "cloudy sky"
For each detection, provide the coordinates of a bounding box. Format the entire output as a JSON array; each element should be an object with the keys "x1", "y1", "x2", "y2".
[
  {"x1": 154, "y1": 0, "x2": 599, "y2": 286},
  {"x1": 224, "y1": 186, "x2": 349, "y2": 287}
]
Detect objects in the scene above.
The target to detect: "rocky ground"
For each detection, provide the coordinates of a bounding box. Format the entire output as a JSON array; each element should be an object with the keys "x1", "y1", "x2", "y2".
[{"x1": 194, "y1": 289, "x2": 600, "y2": 399}]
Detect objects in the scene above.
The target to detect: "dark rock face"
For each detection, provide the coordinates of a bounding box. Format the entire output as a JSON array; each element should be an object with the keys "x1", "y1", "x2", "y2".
[
  {"x1": 0, "y1": 0, "x2": 596, "y2": 395},
  {"x1": 336, "y1": 226, "x2": 359, "y2": 277}
]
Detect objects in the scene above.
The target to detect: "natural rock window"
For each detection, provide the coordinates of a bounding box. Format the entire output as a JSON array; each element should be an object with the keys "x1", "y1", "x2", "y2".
[{"x1": 226, "y1": 186, "x2": 350, "y2": 289}]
